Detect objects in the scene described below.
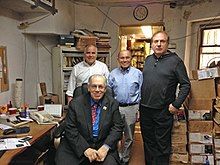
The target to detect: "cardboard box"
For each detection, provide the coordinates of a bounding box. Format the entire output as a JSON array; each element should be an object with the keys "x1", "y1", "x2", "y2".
[
  {"x1": 188, "y1": 110, "x2": 212, "y2": 120},
  {"x1": 75, "y1": 35, "x2": 98, "y2": 51},
  {"x1": 188, "y1": 121, "x2": 213, "y2": 133},
  {"x1": 172, "y1": 143, "x2": 187, "y2": 154},
  {"x1": 172, "y1": 122, "x2": 187, "y2": 134},
  {"x1": 172, "y1": 134, "x2": 187, "y2": 144},
  {"x1": 197, "y1": 67, "x2": 220, "y2": 80},
  {"x1": 214, "y1": 109, "x2": 220, "y2": 125},
  {"x1": 189, "y1": 144, "x2": 213, "y2": 154},
  {"x1": 190, "y1": 154, "x2": 214, "y2": 164},
  {"x1": 214, "y1": 122, "x2": 220, "y2": 133},
  {"x1": 39, "y1": 93, "x2": 59, "y2": 105},
  {"x1": 190, "y1": 79, "x2": 216, "y2": 99},
  {"x1": 214, "y1": 138, "x2": 220, "y2": 148},
  {"x1": 189, "y1": 133, "x2": 212, "y2": 144},
  {"x1": 188, "y1": 99, "x2": 213, "y2": 110},
  {"x1": 216, "y1": 97, "x2": 220, "y2": 107},
  {"x1": 170, "y1": 153, "x2": 188, "y2": 163},
  {"x1": 217, "y1": 84, "x2": 220, "y2": 97}
]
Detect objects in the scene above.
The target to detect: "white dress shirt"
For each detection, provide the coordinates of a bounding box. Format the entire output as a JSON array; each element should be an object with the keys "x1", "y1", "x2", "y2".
[{"x1": 66, "y1": 60, "x2": 109, "y2": 97}]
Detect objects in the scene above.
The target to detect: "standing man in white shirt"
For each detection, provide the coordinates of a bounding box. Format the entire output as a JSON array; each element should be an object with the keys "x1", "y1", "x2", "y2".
[{"x1": 66, "y1": 44, "x2": 109, "y2": 104}]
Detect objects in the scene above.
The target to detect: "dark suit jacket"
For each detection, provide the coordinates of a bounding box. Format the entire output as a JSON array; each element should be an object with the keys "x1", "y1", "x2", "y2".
[{"x1": 56, "y1": 92, "x2": 124, "y2": 164}]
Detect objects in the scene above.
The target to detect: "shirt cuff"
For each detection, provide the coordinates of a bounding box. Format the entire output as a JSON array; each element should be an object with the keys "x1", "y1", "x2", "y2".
[{"x1": 103, "y1": 144, "x2": 111, "y2": 150}]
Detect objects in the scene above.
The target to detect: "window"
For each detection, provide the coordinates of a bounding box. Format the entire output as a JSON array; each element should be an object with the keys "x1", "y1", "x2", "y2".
[{"x1": 199, "y1": 26, "x2": 220, "y2": 69}]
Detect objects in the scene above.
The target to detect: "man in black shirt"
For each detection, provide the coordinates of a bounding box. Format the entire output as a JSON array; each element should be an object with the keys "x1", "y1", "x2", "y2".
[{"x1": 140, "y1": 31, "x2": 190, "y2": 165}]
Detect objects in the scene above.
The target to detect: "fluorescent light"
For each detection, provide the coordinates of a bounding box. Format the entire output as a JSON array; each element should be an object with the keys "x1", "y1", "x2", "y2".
[{"x1": 141, "y1": 26, "x2": 152, "y2": 39}]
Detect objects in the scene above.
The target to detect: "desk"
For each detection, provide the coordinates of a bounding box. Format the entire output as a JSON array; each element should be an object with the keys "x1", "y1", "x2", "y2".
[{"x1": 0, "y1": 118, "x2": 63, "y2": 164}]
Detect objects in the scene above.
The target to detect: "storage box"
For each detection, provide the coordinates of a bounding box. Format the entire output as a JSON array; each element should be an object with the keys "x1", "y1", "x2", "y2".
[
  {"x1": 188, "y1": 99, "x2": 213, "y2": 110},
  {"x1": 214, "y1": 122, "x2": 220, "y2": 133},
  {"x1": 190, "y1": 79, "x2": 216, "y2": 99},
  {"x1": 189, "y1": 133, "x2": 212, "y2": 144},
  {"x1": 197, "y1": 67, "x2": 220, "y2": 80},
  {"x1": 214, "y1": 109, "x2": 220, "y2": 125},
  {"x1": 39, "y1": 93, "x2": 59, "y2": 105},
  {"x1": 188, "y1": 110, "x2": 212, "y2": 120},
  {"x1": 214, "y1": 138, "x2": 220, "y2": 148},
  {"x1": 172, "y1": 134, "x2": 187, "y2": 144},
  {"x1": 189, "y1": 144, "x2": 213, "y2": 154},
  {"x1": 188, "y1": 120, "x2": 213, "y2": 133},
  {"x1": 172, "y1": 122, "x2": 187, "y2": 134},
  {"x1": 170, "y1": 153, "x2": 188, "y2": 163},
  {"x1": 172, "y1": 143, "x2": 187, "y2": 154},
  {"x1": 75, "y1": 35, "x2": 97, "y2": 51},
  {"x1": 190, "y1": 154, "x2": 214, "y2": 164}
]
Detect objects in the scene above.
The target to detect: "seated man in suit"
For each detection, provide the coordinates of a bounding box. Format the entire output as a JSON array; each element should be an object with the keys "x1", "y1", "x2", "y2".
[{"x1": 55, "y1": 74, "x2": 124, "y2": 165}]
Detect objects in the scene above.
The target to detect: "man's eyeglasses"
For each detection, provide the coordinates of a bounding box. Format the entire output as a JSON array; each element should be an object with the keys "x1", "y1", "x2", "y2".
[
  {"x1": 89, "y1": 84, "x2": 106, "y2": 91},
  {"x1": 153, "y1": 40, "x2": 167, "y2": 44}
]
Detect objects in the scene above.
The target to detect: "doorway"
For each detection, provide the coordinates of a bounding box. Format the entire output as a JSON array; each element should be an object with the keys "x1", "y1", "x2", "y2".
[{"x1": 120, "y1": 25, "x2": 164, "y2": 70}]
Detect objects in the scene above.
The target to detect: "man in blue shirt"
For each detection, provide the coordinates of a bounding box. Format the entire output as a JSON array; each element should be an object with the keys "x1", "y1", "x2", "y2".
[
  {"x1": 56, "y1": 74, "x2": 124, "y2": 165},
  {"x1": 108, "y1": 50, "x2": 143, "y2": 165}
]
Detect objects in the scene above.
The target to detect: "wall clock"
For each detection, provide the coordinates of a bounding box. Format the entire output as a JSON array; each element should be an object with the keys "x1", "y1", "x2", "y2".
[{"x1": 133, "y1": 5, "x2": 148, "y2": 21}]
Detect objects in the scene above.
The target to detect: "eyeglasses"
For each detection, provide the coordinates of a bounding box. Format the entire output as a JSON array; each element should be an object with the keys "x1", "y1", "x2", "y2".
[
  {"x1": 89, "y1": 84, "x2": 106, "y2": 91},
  {"x1": 153, "y1": 40, "x2": 167, "y2": 44}
]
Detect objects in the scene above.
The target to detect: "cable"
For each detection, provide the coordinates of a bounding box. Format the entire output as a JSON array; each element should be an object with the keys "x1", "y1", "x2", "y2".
[
  {"x1": 101, "y1": 7, "x2": 110, "y2": 30},
  {"x1": 37, "y1": 40, "x2": 53, "y2": 56},
  {"x1": 95, "y1": 7, "x2": 120, "y2": 27},
  {"x1": 18, "y1": 13, "x2": 51, "y2": 30},
  {"x1": 171, "y1": 13, "x2": 219, "y2": 41}
]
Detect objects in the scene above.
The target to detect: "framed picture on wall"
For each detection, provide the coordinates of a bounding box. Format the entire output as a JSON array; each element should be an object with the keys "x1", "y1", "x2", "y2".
[{"x1": 0, "y1": 46, "x2": 9, "y2": 92}]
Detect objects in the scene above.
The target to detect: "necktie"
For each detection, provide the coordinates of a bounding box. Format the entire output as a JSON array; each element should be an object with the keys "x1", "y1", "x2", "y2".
[{"x1": 91, "y1": 103, "x2": 98, "y2": 125}]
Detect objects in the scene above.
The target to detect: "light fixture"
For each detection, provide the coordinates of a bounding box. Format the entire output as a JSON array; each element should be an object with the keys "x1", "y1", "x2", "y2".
[{"x1": 141, "y1": 26, "x2": 152, "y2": 39}]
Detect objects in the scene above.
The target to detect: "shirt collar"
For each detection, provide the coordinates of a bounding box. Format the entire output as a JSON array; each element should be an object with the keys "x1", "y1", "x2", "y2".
[
  {"x1": 153, "y1": 50, "x2": 170, "y2": 59},
  {"x1": 119, "y1": 66, "x2": 130, "y2": 73},
  {"x1": 83, "y1": 60, "x2": 96, "y2": 67},
  {"x1": 90, "y1": 97, "x2": 102, "y2": 107}
]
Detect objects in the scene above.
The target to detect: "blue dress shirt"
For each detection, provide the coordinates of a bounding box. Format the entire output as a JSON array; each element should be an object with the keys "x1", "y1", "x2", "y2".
[{"x1": 108, "y1": 67, "x2": 143, "y2": 104}]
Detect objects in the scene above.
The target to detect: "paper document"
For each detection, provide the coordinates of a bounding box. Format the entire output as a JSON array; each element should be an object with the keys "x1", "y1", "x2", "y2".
[
  {"x1": 0, "y1": 138, "x2": 30, "y2": 150},
  {"x1": 44, "y1": 104, "x2": 62, "y2": 117}
]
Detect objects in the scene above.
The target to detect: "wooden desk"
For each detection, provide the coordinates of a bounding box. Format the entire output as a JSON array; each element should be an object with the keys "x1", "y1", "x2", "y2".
[{"x1": 0, "y1": 120, "x2": 61, "y2": 164}]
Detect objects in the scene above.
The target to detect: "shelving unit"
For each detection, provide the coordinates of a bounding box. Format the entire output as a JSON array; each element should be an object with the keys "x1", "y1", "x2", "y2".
[
  {"x1": 52, "y1": 46, "x2": 110, "y2": 106},
  {"x1": 130, "y1": 40, "x2": 151, "y2": 71}
]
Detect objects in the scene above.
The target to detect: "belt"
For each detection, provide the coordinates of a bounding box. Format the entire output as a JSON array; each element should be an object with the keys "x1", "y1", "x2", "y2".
[{"x1": 119, "y1": 102, "x2": 138, "y2": 107}]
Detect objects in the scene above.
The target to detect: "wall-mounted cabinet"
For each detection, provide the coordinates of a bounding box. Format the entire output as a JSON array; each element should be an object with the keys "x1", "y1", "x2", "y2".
[
  {"x1": 0, "y1": 0, "x2": 51, "y2": 20},
  {"x1": 52, "y1": 46, "x2": 110, "y2": 106}
]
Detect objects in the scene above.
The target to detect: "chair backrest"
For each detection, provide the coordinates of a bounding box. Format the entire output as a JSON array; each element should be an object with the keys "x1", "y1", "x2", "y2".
[
  {"x1": 73, "y1": 83, "x2": 113, "y2": 98},
  {"x1": 52, "y1": 83, "x2": 114, "y2": 146}
]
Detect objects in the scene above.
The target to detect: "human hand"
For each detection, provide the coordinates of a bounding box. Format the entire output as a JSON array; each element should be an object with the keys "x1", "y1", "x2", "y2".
[
  {"x1": 96, "y1": 145, "x2": 109, "y2": 161},
  {"x1": 168, "y1": 104, "x2": 178, "y2": 114},
  {"x1": 84, "y1": 148, "x2": 98, "y2": 162}
]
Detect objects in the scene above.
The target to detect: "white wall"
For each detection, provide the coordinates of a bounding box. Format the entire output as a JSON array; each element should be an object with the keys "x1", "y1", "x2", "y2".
[
  {"x1": 183, "y1": 0, "x2": 220, "y2": 74},
  {"x1": 0, "y1": 16, "x2": 24, "y2": 105},
  {"x1": 0, "y1": 0, "x2": 75, "y2": 107}
]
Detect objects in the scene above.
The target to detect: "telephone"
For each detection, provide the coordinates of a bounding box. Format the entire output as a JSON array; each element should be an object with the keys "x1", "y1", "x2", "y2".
[{"x1": 30, "y1": 111, "x2": 54, "y2": 124}]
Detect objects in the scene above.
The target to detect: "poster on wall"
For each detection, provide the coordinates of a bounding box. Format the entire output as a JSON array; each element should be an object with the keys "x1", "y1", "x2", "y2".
[{"x1": 0, "y1": 46, "x2": 9, "y2": 92}]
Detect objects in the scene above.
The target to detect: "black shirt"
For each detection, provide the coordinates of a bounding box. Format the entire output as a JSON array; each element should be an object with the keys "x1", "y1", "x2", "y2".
[{"x1": 141, "y1": 51, "x2": 191, "y2": 109}]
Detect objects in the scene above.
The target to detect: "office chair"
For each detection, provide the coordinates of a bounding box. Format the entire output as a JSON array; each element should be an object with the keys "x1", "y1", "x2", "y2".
[{"x1": 52, "y1": 83, "x2": 115, "y2": 149}]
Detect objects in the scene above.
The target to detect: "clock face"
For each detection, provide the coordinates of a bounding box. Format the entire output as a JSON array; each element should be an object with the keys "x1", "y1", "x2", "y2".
[{"x1": 133, "y1": 5, "x2": 148, "y2": 21}]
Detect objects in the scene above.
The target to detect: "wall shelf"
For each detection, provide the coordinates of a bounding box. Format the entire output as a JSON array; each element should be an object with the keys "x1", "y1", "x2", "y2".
[{"x1": 0, "y1": 0, "x2": 50, "y2": 21}]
